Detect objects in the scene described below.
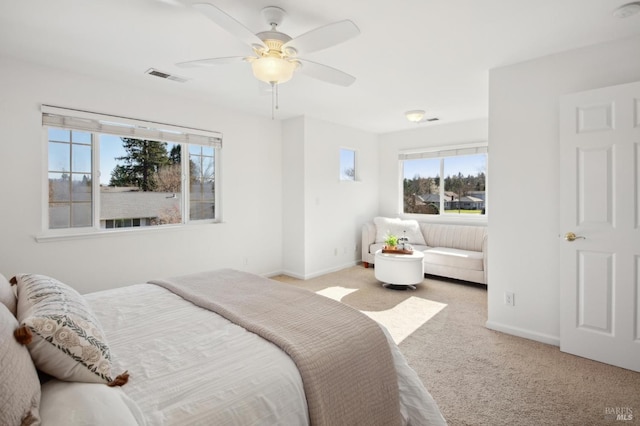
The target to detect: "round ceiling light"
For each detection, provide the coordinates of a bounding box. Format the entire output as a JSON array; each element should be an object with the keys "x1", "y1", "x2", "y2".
[
  {"x1": 405, "y1": 110, "x2": 426, "y2": 123},
  {"x1": 613, "y1": 2, "x2": 640, "y2": 18}
]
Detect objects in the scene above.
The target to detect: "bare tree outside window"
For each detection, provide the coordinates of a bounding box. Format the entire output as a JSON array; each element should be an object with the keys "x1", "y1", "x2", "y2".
[
  {"x1": 44, "y1": 110, "x2": 221, "y2": 234},
  {"x1": 189, "y1": 145, "x2": 215, "y2": 220},
  {"x1": 340, "y1": 148, "x2": 356, "y2": 181}
]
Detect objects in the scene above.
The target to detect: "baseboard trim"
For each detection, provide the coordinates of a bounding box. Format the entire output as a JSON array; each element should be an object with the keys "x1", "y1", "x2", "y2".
[
  {"x1": 262, "y1": 269, "x2": 287, "y2": 279},
  {"x1": 279, "y1": 261, "x2": 360, "y2": 280},
  {"x1": 276, "y1": 269, "x2": 305, "y2": 280},
  {"x1": 485, "y1": 320, "x2": 560, "y2": 347},
  {"x1": 305, "y1": 261, "x2": 360, "y2": 279}
]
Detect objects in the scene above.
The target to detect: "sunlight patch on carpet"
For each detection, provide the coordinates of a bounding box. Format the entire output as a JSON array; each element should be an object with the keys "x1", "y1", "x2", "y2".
[
  {"x1": 316, "y1": 286, "x2": 358, "y2": 301},
  {"x1": 316, "y1": 286, "x2": 447, "y2": 344}
]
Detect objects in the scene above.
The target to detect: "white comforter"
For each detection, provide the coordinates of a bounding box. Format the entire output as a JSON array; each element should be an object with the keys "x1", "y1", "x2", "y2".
[{"x1": 38, "y1": 283, "x2": 446, "y2": 425}]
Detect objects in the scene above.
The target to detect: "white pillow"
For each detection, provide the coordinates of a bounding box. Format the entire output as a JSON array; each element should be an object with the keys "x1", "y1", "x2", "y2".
[
  {"x1": 40, "y1": 380, "x2": 146, "y2": 426},
  {"x1": 0, "y1": 303, "x2": 41, "y2": 426},
  {"x1": 14, "y1": 273, "x2": 123, "y2": 385},
  {"x1": 0, "y1": 272, "x2": 17, "y2": 316},
  {"x1": 373, "y1": 217, "x2": 427, "y2": 245}
]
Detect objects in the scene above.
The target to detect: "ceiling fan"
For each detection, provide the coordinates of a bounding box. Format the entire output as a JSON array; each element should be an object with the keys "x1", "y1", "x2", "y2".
[{"x1": 177, "y1": 2, "x2": 360, "y2": 104}]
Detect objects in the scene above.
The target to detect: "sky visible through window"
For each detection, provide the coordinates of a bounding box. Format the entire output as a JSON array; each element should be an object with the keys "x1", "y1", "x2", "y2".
[
  {"x1": 100, "y1": 135, "x2": 126, "y2": 185},
  {"x1": 340, "y1": 148, "x2": 355, "y2": 180},
  {"x1": 403, "y1": 154, "x2": 486, "y2": 179},
  {"x1": 53, "y1": 131, "x2": 485, "y2": 186}
]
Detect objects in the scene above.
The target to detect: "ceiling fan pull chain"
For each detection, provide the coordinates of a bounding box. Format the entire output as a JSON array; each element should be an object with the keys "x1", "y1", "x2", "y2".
[
  {"x1": 270, "y1": 82, "x2": 275, "y2": 120},
  {"x1": 275, "y1": 83, "x2": 280, "y2": 110}
]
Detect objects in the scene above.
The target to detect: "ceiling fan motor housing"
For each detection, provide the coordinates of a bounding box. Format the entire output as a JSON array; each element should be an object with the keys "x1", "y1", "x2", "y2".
[
  {"x1": 257, "y1": 31, "x2": 292, "y2": 51},
  {"x1": 257, "y1": 5, "x2": 294, "y2": 57}
]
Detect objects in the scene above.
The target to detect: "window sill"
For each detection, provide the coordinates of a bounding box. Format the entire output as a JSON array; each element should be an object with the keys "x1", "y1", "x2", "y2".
[
  {"x1": 399, "y1": 213, "x2": 488, "y2": 225},
  {"x1": 35, "y1": 220, "x2": 220, "y2": 243}
]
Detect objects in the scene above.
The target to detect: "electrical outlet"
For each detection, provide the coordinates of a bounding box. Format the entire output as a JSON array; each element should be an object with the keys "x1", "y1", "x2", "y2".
[{"x1": 504, "y1": 291, "x2": 515, "y2": 306}]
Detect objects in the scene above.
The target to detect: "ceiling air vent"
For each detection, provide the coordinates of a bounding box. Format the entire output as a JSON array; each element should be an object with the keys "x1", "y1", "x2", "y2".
[{"x1": 145, "y1": 68, "x2": 188, "y2": 83}]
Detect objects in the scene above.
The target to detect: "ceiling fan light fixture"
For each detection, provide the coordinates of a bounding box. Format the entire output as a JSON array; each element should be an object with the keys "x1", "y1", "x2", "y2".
[
  {"x1": 181, "y1": 2, "x2": 360, "y2": 118},
  {"x1": 251, "y1": 56, "x2": 297, "y2": 84},
  {"x1": 405, "y1": 110, "x2": 426, "y2": 123}
]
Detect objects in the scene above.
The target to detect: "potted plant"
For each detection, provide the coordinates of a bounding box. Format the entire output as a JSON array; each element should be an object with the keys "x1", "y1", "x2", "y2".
[{"x1": 384, "y1": 234, "x2": 399, "y2": 250}]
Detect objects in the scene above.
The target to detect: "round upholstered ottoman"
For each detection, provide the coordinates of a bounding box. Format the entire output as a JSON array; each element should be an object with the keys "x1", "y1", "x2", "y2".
[{"x1": 374, "y1": 249, "x2": 424, "y2": 290}]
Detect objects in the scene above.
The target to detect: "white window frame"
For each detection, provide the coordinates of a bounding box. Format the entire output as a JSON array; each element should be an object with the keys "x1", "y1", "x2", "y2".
[
  {"x1": 398, "y1": 142, "x2": 488, "y2": 223},
  {"x1": 38, "y1": 105, "x2": 222, "y2": 241},
  {"x1": 339, "y1": 147, "x2": 357, "y2": 182}
]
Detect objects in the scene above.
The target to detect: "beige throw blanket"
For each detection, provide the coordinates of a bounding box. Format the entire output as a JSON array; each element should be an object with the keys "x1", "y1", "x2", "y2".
[{"x1": 149, "y1": 269, "x2": 402, "y2": 426}]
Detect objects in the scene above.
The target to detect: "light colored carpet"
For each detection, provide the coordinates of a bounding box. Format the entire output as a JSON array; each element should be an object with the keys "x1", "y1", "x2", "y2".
[{"x1": 272, "y1": 266, "x2": 640, "y2": 426}]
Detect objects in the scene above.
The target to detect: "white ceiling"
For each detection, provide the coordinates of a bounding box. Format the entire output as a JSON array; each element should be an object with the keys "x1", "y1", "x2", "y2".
[{"x1": 1, "y1": 0, "x2": 640, "y2": 133}]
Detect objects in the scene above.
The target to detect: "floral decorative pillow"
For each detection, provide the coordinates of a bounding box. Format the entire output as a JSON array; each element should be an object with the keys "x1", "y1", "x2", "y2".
[{"x1": 13, "y1": 273, "x2": 127, "y2": 386}]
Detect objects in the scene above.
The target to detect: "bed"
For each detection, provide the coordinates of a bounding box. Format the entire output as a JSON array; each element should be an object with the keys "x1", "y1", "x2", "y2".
[{"x1": 0, "y1": 269, "x2": 446, "y2": 426}]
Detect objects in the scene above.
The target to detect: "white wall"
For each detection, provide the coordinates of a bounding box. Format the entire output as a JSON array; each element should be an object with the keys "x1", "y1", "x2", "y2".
[
  {"x1": 282, "y1": 116, "x2": 379, "y2": 278},
  {"x1": 378, "y1": 119, "x2": 488, "y2": 219},
  {"x1": 0, "y1": 57, "x2": 283, "y2": 293},
  {"x1": 487, "y1": 34, "x2": 640, "y2": 344},
  {"x1": 282, "y1": 116, "x2": 306, "y2": 276}
]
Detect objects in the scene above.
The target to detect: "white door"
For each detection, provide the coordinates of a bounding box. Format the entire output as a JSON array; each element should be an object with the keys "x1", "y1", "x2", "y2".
[{"x1": 559, "y1": 80, "x2": 640, "y2": 372}]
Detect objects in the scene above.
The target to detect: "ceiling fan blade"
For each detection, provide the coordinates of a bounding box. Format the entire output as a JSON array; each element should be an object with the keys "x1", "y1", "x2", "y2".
[
  {"x1": 297, "y1": 59, "x2": 356, "y2": 87},
  {"x1": 283, "y1": 20, "x2": 359, "y2": 56},
  {"x1": 176, "y1": 56, "x2": 247, "y2": 67},
  {"x1": 192, "y1": 2, "x2": 266, "y2": 49}
]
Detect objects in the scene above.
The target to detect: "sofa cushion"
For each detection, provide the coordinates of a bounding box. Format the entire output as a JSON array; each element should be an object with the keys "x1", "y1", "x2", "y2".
[
  {"x1": 373, "y1": 217, "x2": 426, "y2": 245},
  {"x1": 420, "y1": 224, "x2": 486, "y2": 252},
  {"x1": 423, "y1": 247, "x2": 484, "y2": 271},
  {"x1": 369, "y1": 243, "x2": 429, "y2": 255},
  {"x1": 369, "y1": 243, "x2": 386, "y2": 254}
]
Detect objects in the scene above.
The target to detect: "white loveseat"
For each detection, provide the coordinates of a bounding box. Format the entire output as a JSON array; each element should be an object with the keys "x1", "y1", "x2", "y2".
[{"x1": 362, "y1": 217, "x2": 488, "y2": 285}]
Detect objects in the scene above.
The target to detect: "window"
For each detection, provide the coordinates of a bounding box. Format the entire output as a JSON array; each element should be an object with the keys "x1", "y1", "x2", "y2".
[
  {"x1": 43, "y1": 105, "x2": 222, "y2": 235},
  {"x1": 401, "y1": 145, "x2": 487, "y2": 216},
  {"x1": 105, "y1": 218, "x2": 141, "y2": 229},
  {"x1": 48, "y1": 129, "x2": 93, "y2": 228},
  {"x1": 340, "y1": 148, "x2": 356, "y2": 181},
  {"x1": 189, "y1": 145, "x2": 215, "y2": 221}
]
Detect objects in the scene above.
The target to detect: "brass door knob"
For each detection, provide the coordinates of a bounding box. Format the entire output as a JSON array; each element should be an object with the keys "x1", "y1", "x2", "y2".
[{"x1": 564, "y1": 232, "x2": 585, "y2": 242}]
